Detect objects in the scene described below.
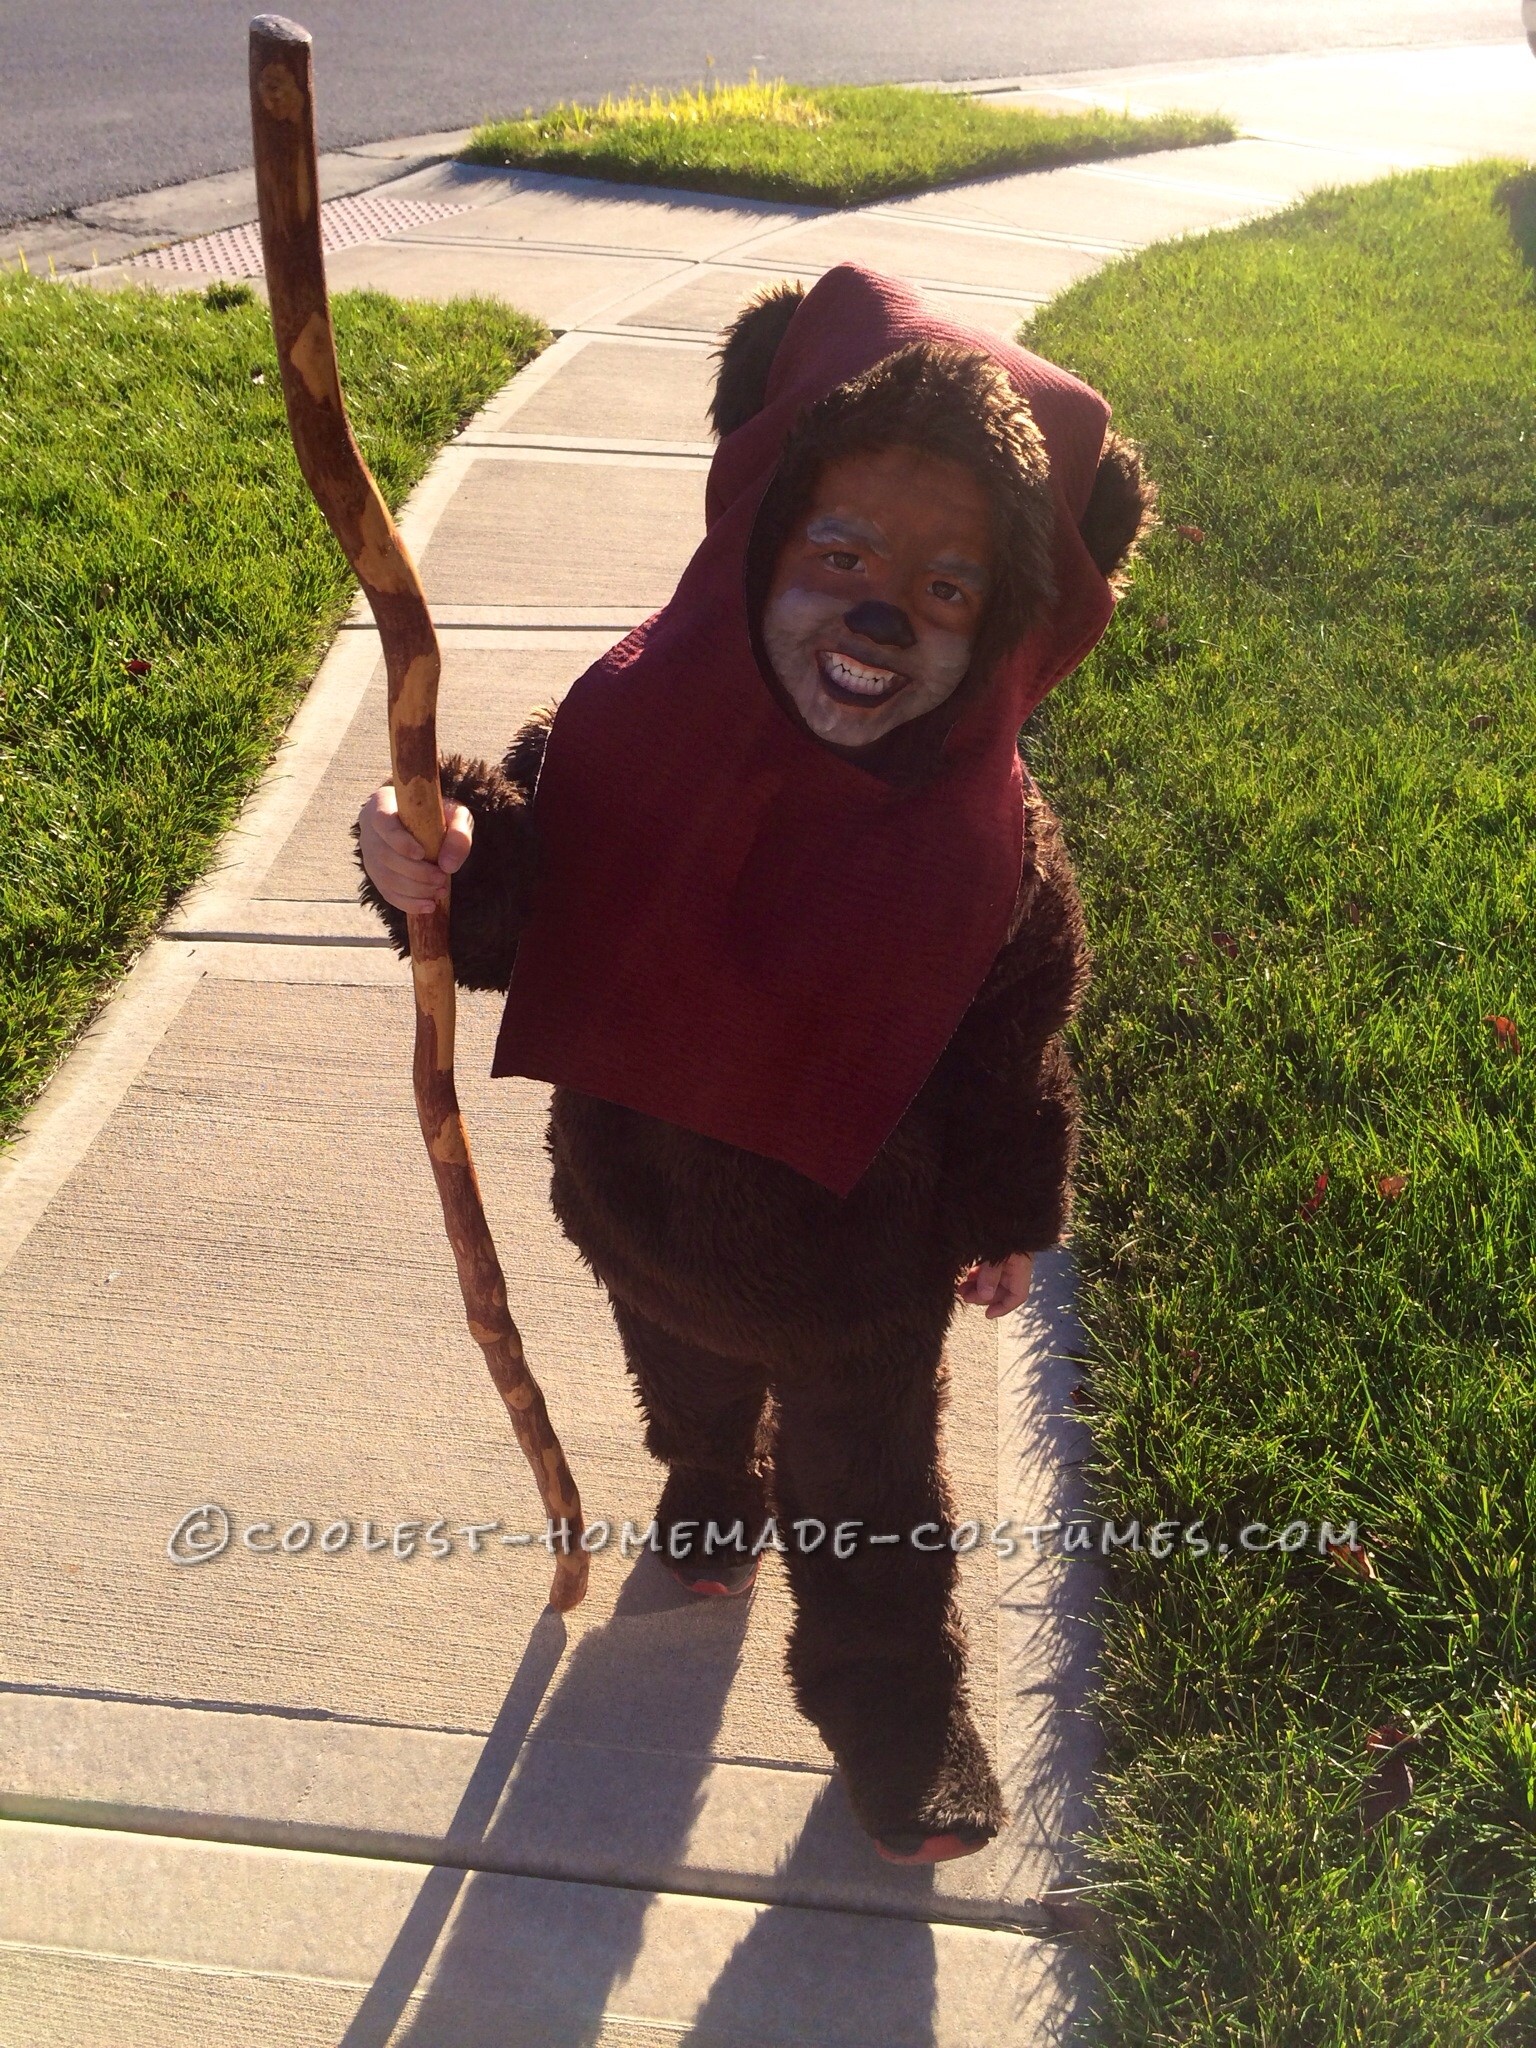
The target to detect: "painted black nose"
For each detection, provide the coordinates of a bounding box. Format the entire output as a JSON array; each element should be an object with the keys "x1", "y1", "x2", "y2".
[{"x1": 843, "y1": 600, "x2": 917, "y2": 649}]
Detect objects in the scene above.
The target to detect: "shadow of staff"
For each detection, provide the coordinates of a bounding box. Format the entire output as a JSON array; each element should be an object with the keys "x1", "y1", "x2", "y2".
[
  {"x1": 340, "y1": 1548, "x2": 754, "y2": 2046},
  {"x1": 334, "y1": 1605, "x2": 570, "y2": 2048}
]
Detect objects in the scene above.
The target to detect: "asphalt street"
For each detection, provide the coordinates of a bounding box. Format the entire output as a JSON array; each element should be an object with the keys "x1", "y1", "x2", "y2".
[{"x1": 2, "y1": 0, "x2": 1516, "y2": 227}]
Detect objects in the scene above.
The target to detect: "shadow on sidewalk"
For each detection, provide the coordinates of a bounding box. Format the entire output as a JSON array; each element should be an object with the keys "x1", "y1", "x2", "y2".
[
  {"x1": 335, "y1": 1553, "x2": 941, "y2": 2046},
  {"x1": 674, "y1": 1781, "x2": 941, "y2": 2048},
  {"x1": 334, "y1": 1602, "x2": 568, "y2": 2048}
]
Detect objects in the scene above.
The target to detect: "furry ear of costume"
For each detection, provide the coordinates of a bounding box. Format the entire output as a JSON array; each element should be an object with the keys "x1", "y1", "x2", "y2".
[
  {"x1": 709, "y1": 280, "x2": 807, "y2": 439},
  {"x1": 1079, "y1": 429, "x2": 1157, "y2": 585}
]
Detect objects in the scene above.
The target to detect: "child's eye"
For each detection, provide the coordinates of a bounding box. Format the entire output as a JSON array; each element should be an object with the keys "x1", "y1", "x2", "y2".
[
  {"x1": 823, "y1": 550, "x2": 861, "y2": 572},
  {"x1": 930, "y1": 579, "x2": 964, "y2": 603}
]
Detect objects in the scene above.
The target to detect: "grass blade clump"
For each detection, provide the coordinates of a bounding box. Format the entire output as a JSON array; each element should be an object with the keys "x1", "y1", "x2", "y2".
[
  {"x1": 465, "y1": 76, "x2": 1233, "y2": 206},
  {"x1": 1023, "y1": 162, "x2": 1536, "y2": 2042},
  {"x1": 0, "y1": 278, "x2": 545, "y2": 1139}
]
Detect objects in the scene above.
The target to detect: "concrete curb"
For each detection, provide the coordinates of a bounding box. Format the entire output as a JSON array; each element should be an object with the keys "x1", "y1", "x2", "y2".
[{"x1": 4, "y1": 128, "x2": 473, "y2": 277}]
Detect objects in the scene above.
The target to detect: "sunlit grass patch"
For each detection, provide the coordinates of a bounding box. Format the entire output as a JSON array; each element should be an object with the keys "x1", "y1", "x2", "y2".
[
  {"x1": 464, "y1": 76, "x2": 1234, "y2": 207},
  {"x1": 0, "y1": 278, "x2": 545, "y2": 1140},
  {"x1": 522, "y1": 75, "x2": 833, "y2": 138}
]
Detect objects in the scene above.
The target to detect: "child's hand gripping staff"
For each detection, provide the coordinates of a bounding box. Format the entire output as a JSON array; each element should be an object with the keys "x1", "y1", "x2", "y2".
[{"x1": 248, "y1": 14, "x2": 587, "y2": 1611}]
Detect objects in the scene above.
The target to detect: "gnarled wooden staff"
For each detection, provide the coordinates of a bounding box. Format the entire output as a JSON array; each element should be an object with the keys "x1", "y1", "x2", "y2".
[{"x1": 248, "y1": 13, "x2": 587, "y2": 1610}]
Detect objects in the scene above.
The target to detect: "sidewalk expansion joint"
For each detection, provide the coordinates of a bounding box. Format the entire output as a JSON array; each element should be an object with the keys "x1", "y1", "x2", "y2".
[
  {"x1": 573, "y1": 321, "x2": 737, "y2": 346},
  {"x1": 1077, "y1": 164, "x2": 1287, "y2": 205},
  {"x1": 697, "y1": 255, "x2": 1055, "y2": 305},
  {"x1": 453, "y1": 433, "x2": 715, "y2": 460},
  {"x1": 165, "y1": 931, "x2": 393, "y2": 949},
  {"x1": 434, "y1": 440, "x2": 710, "y2": 469},
  {"x1": 0, "y1": 1937, "x2": 375, "y2": 1998},
  {"x1": 0, "y1": 1800, "x2": 1065, "y2": 1939},
  {"x1": 396, "y1": 231, "x2": 735, "y2": 264},
  {"x1": 1236, "y1": 125, "x2": 1464, "y2": 167},
  {"x1": 395, "y1": 209, "x2": 1117, "y2": 262},
  {"x1": 0, "y1": 1678, "x2": 534, "y2": 1739},
  {"x1": 859, "y1": 207, "x2": 1130, "y2": 255},
  {"x1": 339, "y1": 609, "x2": 649, "y2": 634}
]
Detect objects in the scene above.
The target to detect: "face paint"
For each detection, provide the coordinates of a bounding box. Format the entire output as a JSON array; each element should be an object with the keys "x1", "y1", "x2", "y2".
[
  {"x1": 761, "y1": 445, "x2": 994, "y2": 749},
  {"x1": 762, "y1": 586, "x2": 975, "y2": 746}
]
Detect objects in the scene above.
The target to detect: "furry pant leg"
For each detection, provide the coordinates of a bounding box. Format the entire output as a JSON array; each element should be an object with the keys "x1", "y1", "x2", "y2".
[
  {"x1": 609, "y1": 1296, "x2": 772, "y2": 1568},
  {"x1": 771, "y1": 1322, "x2": 1003, "y2": 1844}
]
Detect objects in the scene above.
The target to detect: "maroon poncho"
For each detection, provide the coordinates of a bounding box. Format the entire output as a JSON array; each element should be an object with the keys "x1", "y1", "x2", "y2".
[{"x1": 492, "y1": 264, "x2": 1116, "y2": 1195}]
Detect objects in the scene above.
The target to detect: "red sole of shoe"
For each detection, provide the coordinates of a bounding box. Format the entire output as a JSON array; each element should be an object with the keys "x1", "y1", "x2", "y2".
[
  {"x1": 666, "y1": 1562, "x2": 759, "y2": 1599},
  {"x1": 875, "y1": 1831, "x2": 990, "y2": 1866}
]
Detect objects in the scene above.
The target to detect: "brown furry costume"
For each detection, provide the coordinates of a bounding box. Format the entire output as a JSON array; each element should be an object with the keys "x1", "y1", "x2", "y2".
[{"x1": 359, "y1": 280, "x2": 1154, "y2": 1852}]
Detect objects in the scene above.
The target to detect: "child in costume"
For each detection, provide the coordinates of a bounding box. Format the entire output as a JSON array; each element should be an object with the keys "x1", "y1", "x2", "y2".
[{"x1": 356, "y1": 265, "x2": 1153, "y2": 1865}]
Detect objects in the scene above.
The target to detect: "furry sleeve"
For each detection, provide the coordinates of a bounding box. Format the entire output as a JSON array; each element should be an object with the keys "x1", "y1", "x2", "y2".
[
  {"x1": 938, "y1": 782, "x2": 1092, "y2": 1265},
  {"x1": 354, "y1": 711, "x2": 552, "y2": 993}
]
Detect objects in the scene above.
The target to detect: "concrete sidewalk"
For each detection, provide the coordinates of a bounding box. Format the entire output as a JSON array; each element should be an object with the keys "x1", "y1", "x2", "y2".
[{"x1": 2, "y1": 42, "x2": 1531, "y2": 2047}]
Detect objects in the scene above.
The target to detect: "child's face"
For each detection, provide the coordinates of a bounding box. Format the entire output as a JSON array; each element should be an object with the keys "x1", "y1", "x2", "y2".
[{"x1": 761, "y1": 444, "x2": 995, "y2": 748}]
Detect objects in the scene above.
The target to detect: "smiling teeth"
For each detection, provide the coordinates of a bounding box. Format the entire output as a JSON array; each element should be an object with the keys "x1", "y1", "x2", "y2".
[{"x1": 823, "y1": 652, "x2": 898, "y2": 695}]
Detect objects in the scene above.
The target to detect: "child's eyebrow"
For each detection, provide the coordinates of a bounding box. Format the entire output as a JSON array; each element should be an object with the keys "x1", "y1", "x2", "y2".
[
  {"x1": 805, "y1": 513, "x2": 888, "y2": 551},
  {"x1": 929, "y1": 551, "x2": 988, "y2": 590}
]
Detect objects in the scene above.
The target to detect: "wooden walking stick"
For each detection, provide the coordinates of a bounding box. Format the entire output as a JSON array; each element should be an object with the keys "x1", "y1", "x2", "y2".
[{"x1": 248, "y1": 14, "x2": 587, "y2": 1610}]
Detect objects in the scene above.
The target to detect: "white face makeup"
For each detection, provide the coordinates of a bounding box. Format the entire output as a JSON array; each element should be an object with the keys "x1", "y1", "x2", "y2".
[{"x1": 760, "y1": 445, "x2": 995, "y2": 749}]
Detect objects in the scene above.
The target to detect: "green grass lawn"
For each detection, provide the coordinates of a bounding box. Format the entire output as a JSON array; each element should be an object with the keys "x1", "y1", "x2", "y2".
[
  {"x1": 463, "y1": 76, "x2": 1232, "y2": 206},
  {"x1": 1023, "y1": 163, "x2": 1536, "y2": 2043},
  {"x1": 0, "y1": 278, "x2": 545, "y2": 1142}
]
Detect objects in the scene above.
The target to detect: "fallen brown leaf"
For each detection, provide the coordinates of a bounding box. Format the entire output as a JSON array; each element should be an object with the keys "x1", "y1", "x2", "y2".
[
  {"x1": 1486, "y1": 1014, "x2": 1521, "y2": 1054},
  {"x1": 1361, "y1": 1722, "x2": 1417, "y2": 1830},
  {"x1": 1367, "y1": 1721, "x2": 1412, "y2": 1749},
  {"x1": 1326, "y1": 1537, "x2": 1376, "y2": 1580},
  {"x1": 1211, "y1": 928, "x2": 1239, "y2": 958},
  {"x1": 1299, "y1": 1170, "x2": 1329, "y2": 1218},
  {"x1": 123, "y1": 659, "x2": 151, "y2": 676},
  {"x1": 1175, "y1": 523, "x2": 1206, "y2": 544}
]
